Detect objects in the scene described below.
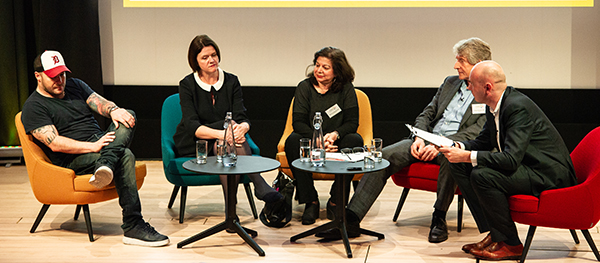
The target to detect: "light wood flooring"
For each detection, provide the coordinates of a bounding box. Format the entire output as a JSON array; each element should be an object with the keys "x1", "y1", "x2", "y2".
[{"x1": 1, "y1": 160, "x2": 599, "y2": 262}]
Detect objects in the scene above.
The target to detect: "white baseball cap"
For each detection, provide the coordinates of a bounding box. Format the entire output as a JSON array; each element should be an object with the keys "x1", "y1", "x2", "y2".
[{"x1": 34, "y1": 50, "x2": 71, "y2": 78}]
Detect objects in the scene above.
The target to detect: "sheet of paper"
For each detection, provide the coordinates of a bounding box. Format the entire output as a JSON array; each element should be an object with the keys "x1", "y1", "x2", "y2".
[
  {"x1": 405, "y1": 124, "x2": 454, "y2": 147},
  {"x1": 326, "y1": 152, "x2": 366, "y2": 162}
]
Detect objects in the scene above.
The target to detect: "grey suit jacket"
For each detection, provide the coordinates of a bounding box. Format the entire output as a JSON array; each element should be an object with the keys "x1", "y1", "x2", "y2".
[{"x1": 413, "y1": 75, "x2": 486, "y2": 142}]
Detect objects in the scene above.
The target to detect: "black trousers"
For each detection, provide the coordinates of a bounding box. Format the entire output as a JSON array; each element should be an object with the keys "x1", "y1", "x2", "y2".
[
  {"x1": 285, "y1": 132, "x2": 363, "y2": 204},
  {"x1": 450, "y1": 162, "x2": 536, "y2": 244}
]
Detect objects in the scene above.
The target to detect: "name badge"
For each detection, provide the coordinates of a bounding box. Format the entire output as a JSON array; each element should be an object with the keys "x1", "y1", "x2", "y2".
[
  {"x1": 326, "y1": 104, "x2": 342, "y2": 118},
  {"x1": 472, "y1": 104, "x2": 486, "y2": 114}
]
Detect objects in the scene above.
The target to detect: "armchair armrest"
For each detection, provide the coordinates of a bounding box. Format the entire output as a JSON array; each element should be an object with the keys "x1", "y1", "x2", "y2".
[{"x1": 246, "y1": 133, "x2": 260, "y2": 156}]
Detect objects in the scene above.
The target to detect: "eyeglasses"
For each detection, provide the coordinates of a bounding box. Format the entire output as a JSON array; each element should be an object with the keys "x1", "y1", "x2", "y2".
[{"x1": 340, "y1": 147, "x2": 365, "y2": 154}]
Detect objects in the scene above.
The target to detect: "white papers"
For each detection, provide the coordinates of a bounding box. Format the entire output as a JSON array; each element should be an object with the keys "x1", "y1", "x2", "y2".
[
  {"x1": 326, "y1": 152, "x2": 366, "y2": 162},
  {"x1": 405, "y1": 124, "x2": 454, "y2": 147}
]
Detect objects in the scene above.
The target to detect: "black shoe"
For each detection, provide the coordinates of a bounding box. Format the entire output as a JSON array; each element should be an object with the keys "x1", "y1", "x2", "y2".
[
  {"x1": 326, "y1": 199, "x2": 335, "y2": 220},
  {"x1": 123, "y1": 222, "x2": 170, "y2": 247},
  {"x1": 302, "y1": 201, "x2": 319, "y2": 225},
  {"x1": 316, "y1": 220, "x2": 361, "y2": 240},
  {"x1": 428, "y1": 214, "x2": 448, "y2": 243}
]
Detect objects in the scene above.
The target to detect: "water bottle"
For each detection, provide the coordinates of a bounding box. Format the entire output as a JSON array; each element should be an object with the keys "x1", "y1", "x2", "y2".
[
  {"x1": 222, "y1": 112, "x2": 237, "y2": 167},
  {"x1": 311, "y1": 112, "x2": 325, "y2": 167}
]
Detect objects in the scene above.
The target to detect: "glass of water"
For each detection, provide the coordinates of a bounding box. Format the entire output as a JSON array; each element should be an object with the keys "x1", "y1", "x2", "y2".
[
  {"x1": 364, "y1": 145, "x2": 375, "y2": 169},
  {"x1": 196, "y1": 140, "x2": 208, "y2": 164},
  {"x1": 371, "y1": 138, "x2": 383, "y2": 162},
  {"x1": 215, "y1": 139, "x2": 226, "y2": 163},
  {"x1": 299, "y1": 138, "x2": 310, "y2": 162}
]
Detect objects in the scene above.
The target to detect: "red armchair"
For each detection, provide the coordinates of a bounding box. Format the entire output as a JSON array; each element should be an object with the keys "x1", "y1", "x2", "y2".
[
  {"x1": 509, "y1": 126, "x2": 600, "y2": 262},
  {"x1": 391, "y1": 162, "x2": 464, "y2": 231}
]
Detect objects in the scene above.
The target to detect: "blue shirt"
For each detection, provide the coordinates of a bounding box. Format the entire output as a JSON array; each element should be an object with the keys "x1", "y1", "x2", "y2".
[{"x1": 432, "y1": 81, "x2": 473, "y2": 137}]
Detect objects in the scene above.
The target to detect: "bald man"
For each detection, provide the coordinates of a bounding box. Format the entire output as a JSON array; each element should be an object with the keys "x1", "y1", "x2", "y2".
[{"x1": 438, "y1": 61, "x2": 577, "y2": 260}]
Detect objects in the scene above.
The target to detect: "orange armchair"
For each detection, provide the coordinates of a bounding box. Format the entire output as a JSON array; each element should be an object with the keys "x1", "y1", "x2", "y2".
[
  {"x1": 276, "y1": 89, "x2": 373, "y2": 182},
  {"x1": 509, "y1": 126, "x2": 600, "y2": 262},
  {"x1": 15, "y1": 112, "x2": 146, "y2": 242}
]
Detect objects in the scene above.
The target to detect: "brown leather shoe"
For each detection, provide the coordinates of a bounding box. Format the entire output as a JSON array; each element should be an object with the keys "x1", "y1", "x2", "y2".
[
  {"x1": 477, "y1": 241, "x2": 523, "y2": 260},
  {"x1": 462, "y1": 233, "x2": 493, "y2": 253},
  {"x1": 470, "y1": 242, "x2": 496, "y2": 257}
]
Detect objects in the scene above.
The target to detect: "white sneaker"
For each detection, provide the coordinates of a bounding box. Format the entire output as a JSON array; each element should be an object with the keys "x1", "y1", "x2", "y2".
[{"x1": 90, "y1": 166, "x2": 113, "y2": 189}]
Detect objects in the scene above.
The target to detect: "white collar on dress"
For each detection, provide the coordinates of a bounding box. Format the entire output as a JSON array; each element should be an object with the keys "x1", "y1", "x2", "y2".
[{"x1": 194, "y1": 68, "x2": 224, "y2": 92}]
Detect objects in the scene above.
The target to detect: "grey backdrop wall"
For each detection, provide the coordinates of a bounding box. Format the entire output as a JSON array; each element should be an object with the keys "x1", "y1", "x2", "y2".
[
  {"x1": 97, "y1": 2, "x2": 600, "y2": 159},
  {"x1": 99, "y1": 1, "x2": 599, "y2": 89}
]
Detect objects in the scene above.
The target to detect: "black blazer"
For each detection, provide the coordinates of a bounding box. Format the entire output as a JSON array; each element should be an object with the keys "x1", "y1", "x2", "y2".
[{"x1": 464, "y1": 86, "x2": 577, "y2": 196}]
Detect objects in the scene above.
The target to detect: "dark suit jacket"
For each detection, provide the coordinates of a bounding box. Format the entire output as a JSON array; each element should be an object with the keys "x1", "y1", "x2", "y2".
[
  {"x1": 414, "y1": 75, "x2": 486, "y2": 142},
  {"x1": 464, "y1": 86, "x2": 577, "y2": 196}
]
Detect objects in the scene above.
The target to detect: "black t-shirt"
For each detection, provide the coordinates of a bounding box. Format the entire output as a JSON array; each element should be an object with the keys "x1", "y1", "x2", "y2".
[{"x1": 21, "y1": 78, "x2": 103, "y2": 166}]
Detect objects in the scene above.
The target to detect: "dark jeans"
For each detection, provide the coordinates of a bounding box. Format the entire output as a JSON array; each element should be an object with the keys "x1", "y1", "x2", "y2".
[
  {"x1": 64, "y1": 110, "x2": 142, "y2": 232},
  {"x1": 285, "y1": 131, "x2": 363, "y2": 205}
]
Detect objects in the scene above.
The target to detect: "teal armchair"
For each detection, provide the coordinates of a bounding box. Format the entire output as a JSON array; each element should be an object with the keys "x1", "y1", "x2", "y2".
[{"x1": 161, "y1": 94, "x2": 258, "y2": 223}]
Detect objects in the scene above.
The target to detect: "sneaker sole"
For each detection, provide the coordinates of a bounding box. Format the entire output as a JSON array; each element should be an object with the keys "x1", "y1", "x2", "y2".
[
  {"x1": 90, "y1": 167, "x2": 113, "y2": 189},
  {"x1": 123, "y1": 236, "x2": 170, "y2": 247}
]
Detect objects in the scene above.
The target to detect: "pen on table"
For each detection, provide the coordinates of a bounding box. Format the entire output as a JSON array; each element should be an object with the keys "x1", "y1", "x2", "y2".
[{"x1": 341, "y1": 151, "x2": 353, "y2": 161}]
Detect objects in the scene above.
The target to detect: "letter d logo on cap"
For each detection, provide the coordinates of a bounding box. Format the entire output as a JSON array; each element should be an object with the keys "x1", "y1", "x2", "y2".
[{"x1": 40, "y1": 50, "x2": 71, "y2": 78}]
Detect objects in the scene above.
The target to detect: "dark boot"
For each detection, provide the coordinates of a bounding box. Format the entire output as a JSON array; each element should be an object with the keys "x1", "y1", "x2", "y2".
[
  {"x1": 315, "y1": 209, "x2": 361, "y2": 240},
  {"x1": 301, "y1": 201, "x2": 319, "y2": 225}
]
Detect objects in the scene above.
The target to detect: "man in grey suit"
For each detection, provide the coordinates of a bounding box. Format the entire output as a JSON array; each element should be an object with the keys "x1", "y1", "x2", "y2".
[
  {"x1": 317, "y1": 38, "x2": 489, "y2": 242},
  {"x1": 438, "y1": 61, "x2": 576, "y2": 260}
]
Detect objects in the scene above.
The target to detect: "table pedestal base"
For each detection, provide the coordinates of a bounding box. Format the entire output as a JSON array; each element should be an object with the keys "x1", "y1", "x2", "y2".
[
  {"x1": 290, "y1": 174, "x2": 384, "y2": 258},
  {"x1": 177, "y1": 216, "x2": 263, "y2": 256},
  {"x1": 177, "y1": 173, "x2": 265, "y2": 256},
  {"x1": 290, "y1": 218, "x2": 384, "y2": 258}
]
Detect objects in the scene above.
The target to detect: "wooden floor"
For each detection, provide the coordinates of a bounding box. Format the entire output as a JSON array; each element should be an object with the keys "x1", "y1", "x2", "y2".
[{"x1": 1, "y1": 160, "x2": 599, "y2": 262}]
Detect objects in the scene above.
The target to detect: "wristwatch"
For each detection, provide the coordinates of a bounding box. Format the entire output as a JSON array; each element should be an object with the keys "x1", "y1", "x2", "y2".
[{"x1": 108, "y1": 105, "x2": 119, "y2": 114}]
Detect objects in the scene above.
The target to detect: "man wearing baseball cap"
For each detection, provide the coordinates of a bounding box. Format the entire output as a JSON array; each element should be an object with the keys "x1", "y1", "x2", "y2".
[{"x1": 21, "y1": 50, "x2": 169, "y2": 247}]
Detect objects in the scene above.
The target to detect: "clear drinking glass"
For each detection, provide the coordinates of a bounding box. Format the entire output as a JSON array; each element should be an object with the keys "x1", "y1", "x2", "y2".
[
  {"x1": 215, "y1": 139, "x2": 226, "y2": 163},
  {"x1": 364, "y1": 145, "x2": 375, "y2": 169},
  {"x1": 196, "y1": 140, "x2": 208, "y2": 164},
  {"x1": 299, "y1": 138, "x2": 311, "y2": 162},
  {"x1": 371, "y1": 138, "x2": 383, "y2": 162}
]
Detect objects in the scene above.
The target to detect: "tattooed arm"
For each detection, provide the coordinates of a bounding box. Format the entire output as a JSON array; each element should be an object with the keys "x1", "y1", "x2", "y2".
[
  {"x1": 86, "y1": 92, "x2": 135, "y2": 128},
  {"x1": 86, "y1": 92, "x2": 117, "y2": 118},
  {"x1": 31, "y1": 124, "x2": 115, "y2": 154}
]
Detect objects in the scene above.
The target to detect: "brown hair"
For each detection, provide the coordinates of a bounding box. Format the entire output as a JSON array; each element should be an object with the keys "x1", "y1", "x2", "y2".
[{"x1": 187, "y1": 35, "x2": 221, "y2": 72}]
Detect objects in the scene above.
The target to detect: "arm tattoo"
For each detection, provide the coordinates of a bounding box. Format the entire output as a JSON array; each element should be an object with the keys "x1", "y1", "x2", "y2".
[
  {"x1": 87, "y1": 93, "x2": 116, "y2": 117},
  {"x1": 32, "y1": 125, "x2": 58, "y2": 146}
]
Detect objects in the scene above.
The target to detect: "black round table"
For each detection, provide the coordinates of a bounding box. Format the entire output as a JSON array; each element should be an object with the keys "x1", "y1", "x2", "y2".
[
  {"x1": 177, "y1": 155, "x2": 280, "y2": 256},
  {"x1": 290, "y1": 158, "x2": 389, "y2": 258}
]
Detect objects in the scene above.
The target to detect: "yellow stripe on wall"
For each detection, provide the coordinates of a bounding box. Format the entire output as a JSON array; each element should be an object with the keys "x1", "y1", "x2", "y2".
[{"x1": 123, "y1": 0, "x2": 594, "y2": 8}]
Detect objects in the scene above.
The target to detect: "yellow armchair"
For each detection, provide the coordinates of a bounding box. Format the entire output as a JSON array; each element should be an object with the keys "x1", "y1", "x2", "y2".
[
  {"x1": 15, "y1": 112, "x2": 146, "y2": 242},
  {"x1": 276, "y1": 89, "x2": 373, "y2": 181}
]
